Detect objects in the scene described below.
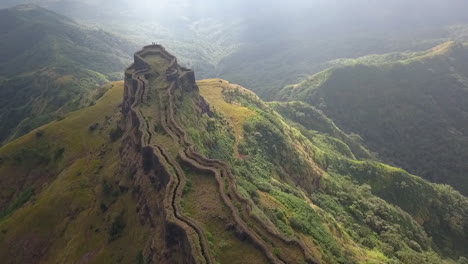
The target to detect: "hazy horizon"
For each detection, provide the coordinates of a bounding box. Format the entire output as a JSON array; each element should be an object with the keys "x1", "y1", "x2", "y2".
[{"x1": 3, "y1": 0, "x2": 468, "y2": 28}]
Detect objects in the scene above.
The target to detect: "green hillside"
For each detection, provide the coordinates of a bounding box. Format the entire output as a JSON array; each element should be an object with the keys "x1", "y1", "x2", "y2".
[
  {"x1": 0, "y1": 82, "x2": 151, "y2": 263},
  {"x1": 0, "y1": 4, "x2": 137, "y2": 144},
  {"x1": 199, "y1": 80, "x2": 468, "y2": 262},
  {"x1": 1, "y1": 46, "x2": 467, "y2": 263},
  {"x1": 279, "y1": 41, "x2": 468, "y2": 196}
]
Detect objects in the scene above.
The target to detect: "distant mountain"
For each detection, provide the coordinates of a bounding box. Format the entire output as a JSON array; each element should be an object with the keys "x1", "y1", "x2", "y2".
[
  {"x1": 279, "y1": 41, "x2": 468, "y2": 196},
  {"x1": 5, "y1": 1, "x2": 468, "y2": 102},
  {"x1": 0, "y1": 5, "x2": 137, "y2": 144},
  {"x1": 217, "y1": 24, "x2": 468, "y2": 100}
]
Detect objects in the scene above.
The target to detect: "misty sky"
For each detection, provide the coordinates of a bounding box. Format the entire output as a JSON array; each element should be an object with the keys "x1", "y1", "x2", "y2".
[{"x1": 3, "y1": 0, "x2": 468, "y2": 26}]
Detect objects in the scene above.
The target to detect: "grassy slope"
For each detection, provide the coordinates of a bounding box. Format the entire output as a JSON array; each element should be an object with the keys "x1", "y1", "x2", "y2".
[
  {"x1": 279, "y1": 41, "x2": 468, "y2": 196},
  {"x1": 0, "y1": 78, "x2": 466, "y2": 263},
  {"x1": 0, "y1": 5, "x2": 137, "y2": 144},
  {"x1": 194, "y1": 79, "x2": 468, "y2": 263},
  {"x1": 198, "y1": 79, "x2": 256, "y2": 138},
  {"x1": 0, "y1": 82, "x2": 149, "y2": 264}
]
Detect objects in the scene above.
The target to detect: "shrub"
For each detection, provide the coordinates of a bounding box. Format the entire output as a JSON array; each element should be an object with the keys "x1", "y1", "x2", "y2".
[
  {"x1": 289, "y1": 216, "x2": 307, "y2": 233},
  {"x1": 109, "y1": 126, "x2": 123, "y2": 141},
  {"x1": 100, "y1": 203, "x2": 108, "y2": 213},
  {"x1": 109, "y1": 212, "x2": 126, "y2": 241},
  {"x1": 273, "y1": 248, "x2": 281, "y2": 256},
  {"x1": 136, "y1": 251, "x2": 144, "y2": 264},
  {"x1": 257, "y1": 182, "x2": 272, "y2": 193},
  {"x1": 54, "y1": 147, "x2": 65, "y2": 160},
  {"x1": 35, "y1": 130, "x2": 44, "y2": 138},
  {"x1": 88, "y1": 123, "x2": 99, "y2": 132},
  {"x1": 183, "y1": 179, "x2": 192, "y2": 195},
  {"x1": 102, "y1": 180, "x2": 113, "y2": 196},
  {"x1": 0, "y1": 188, "x2": 34, "y2": 219}
]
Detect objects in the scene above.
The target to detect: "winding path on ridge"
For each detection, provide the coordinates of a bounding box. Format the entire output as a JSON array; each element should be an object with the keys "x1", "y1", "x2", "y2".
[{"x1": 125, "y1": 44, "x2": 318, "y2": 264}]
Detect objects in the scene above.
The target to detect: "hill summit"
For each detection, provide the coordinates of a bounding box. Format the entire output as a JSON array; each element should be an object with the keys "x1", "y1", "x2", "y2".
[{"x1": 120, "y1": 44, "x2": 321, "y2": 263}]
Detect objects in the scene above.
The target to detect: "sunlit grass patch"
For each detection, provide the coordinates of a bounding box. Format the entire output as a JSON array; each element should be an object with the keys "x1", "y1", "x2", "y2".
[{"x1": 198, "y1": 79, "x2": 256, "y2": 141}]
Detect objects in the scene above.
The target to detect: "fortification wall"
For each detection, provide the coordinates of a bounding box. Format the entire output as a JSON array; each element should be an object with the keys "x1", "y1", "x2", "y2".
[
  {"x1": 120, "y1": 55, "x2": 201, "y2": 263},
  {"x1": 119, "y1": 44, "x2": 319, "y2": 264}
]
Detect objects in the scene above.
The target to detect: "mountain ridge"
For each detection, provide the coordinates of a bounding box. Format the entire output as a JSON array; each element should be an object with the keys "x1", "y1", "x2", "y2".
[
  {"x1": 0, "y1": 5, "x2": 138, "y2": 144},
  {"x1": 279, "y1": 41, "x2": 468, "y2": 196},
  {"x1": 0, "y1": 44, "x2": 467, "y2": 263},
  {"x1": 120, "y1": 44, "x2": 320, "y2": 263}
]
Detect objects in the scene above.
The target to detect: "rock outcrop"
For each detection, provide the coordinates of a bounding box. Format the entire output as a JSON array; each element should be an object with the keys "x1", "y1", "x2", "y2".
[{"x1": 119, "y1": 44, "x2": 319, "y2": 264}]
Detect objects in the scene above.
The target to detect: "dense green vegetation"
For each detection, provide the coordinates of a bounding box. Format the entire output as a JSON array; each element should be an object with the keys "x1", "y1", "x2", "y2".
[
  {"x1": 0, "y1": 5, "x2": 137, "y2": 144},
  {"x1": 271, "y1": 101, "x2": 468, "y2": 258},
  {"x1": 280, "y1": 41, "x2": 468, "y2": 196},
  {"x1": 194, "y1": 80, "x2": 468, "y2": 263},
  {"x1": 270, "y1": 101, "x2": 374, "y2": 161}
]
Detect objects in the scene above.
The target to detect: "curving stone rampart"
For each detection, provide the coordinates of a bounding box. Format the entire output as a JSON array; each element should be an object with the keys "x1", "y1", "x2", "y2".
[
  {"x1": 122, "y1": 47, "x2": 213, "y2": 264},
  {"x1": 121, "y1": 44, "x2": 319, "y2": 264}
]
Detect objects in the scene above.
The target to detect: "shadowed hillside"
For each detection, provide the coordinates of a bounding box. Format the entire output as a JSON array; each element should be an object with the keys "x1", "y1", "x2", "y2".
[
  {"x1": 0, "y1": 4, "x2": 137, "y2": 144},
  {"x1": 5, "y1": 1, "x2": 468, "y2": 102},
  {"x1": 280, "y1": 41, "x2": 468, "y2": 196}
]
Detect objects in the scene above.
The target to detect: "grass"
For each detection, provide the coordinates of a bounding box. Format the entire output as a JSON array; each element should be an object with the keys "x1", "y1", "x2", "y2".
[
  {"x1": 0, "y1": 70, "x2": 466, "y2": 263},
  {"x1": 0, "y1": 187, "x2": 34, "y2": 220},
  {"x1": 145, "y1": 55, "x2": 170, "y2": 71},
  {"x1": 0, "y1": 82, "x2": 150, "y2": 263},
  {"x1": 172, "y1": 78, "x2": 267, "y2": 263},
  {"x1": 198, "y1": 79, "x2": 256, "y2": 141},
  {"x1": 182, "y1": 169, "x2": 268, "y2": 264},
  {"x1": 0, "y1": 81, "x2": 124, "y2": 212}
]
